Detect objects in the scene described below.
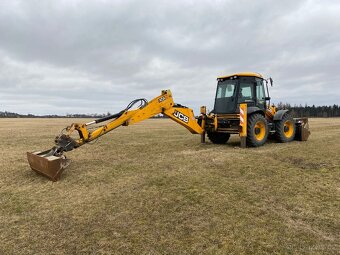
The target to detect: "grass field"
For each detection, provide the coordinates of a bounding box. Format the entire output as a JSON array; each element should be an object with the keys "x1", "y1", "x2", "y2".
[{"x1": 0, "y1": 118, "x2": 339, "y2": 254}]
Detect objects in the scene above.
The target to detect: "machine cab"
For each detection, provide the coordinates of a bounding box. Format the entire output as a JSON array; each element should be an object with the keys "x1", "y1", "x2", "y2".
[{"x1": 213, "y1": 72, "x2": 267, "y2": 114}]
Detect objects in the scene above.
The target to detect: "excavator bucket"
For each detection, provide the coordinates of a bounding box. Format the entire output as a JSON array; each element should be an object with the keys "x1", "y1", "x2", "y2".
[{"x1": 27, "y1": 150, "x2": 70, "y2": 181}]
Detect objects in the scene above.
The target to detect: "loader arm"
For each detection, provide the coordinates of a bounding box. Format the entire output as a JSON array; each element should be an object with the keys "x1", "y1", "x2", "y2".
[{"x1": 27, "y1": 89, "x2": 204, "y2": 181}]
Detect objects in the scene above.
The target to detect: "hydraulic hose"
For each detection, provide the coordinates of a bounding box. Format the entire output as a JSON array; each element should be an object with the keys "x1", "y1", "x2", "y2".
[{"x1": 86, "y1": 98, "x2": 148, "y2": 126}]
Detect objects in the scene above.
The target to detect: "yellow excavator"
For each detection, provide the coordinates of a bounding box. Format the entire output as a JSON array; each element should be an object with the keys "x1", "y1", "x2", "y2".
[{"x1": 27, "y1": 72, "x2": 310, "y2": 181}]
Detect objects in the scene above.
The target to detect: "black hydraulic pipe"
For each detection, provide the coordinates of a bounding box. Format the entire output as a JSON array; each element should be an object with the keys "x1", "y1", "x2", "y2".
[
  {"x1": 92, "y1": 98, "x2": 148, "y2": 124},
  {"x1": 95, "y1": 111, "x2": 124, "y2": 124}
]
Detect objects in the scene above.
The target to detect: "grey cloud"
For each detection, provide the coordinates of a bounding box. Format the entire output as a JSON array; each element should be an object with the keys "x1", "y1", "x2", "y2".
[{"x1": 0, "y1": 0, "x2": 339, "y2": 115}]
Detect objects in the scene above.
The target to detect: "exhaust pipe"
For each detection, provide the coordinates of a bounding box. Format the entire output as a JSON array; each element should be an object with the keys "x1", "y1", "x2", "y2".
[{"x1": 27, "y1": 149, "x2": 70, "y2": 181}]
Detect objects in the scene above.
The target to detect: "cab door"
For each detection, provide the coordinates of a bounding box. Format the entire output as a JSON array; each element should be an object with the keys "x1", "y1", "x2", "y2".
[
  {"x1": 255, "y1": 78, "x2": 266, "y2": 110},
  {"x1": 237, "y1": 77, "x2": 255, "y2": 107}
]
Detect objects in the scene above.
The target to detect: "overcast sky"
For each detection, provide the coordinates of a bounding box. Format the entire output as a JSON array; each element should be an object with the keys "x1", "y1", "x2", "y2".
[{"x1": 0, "y1": 0, "x2": 339, "y2": 115}]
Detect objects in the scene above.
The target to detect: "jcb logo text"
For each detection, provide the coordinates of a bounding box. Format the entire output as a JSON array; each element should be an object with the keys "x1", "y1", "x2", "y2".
[
  {"x1": 173, "y1": 110, "x2": 189, "y2": 123},
  {"x1": 158, "y1": 96, "x2": 166, "y2": 103}
]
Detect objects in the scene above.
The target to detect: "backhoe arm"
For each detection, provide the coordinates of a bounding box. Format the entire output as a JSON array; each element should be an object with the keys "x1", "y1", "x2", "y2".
[
  {"x1": 27, "y1": 90, "x2": 205, "y2": 181},
  {"x1": 56, "y1": 90, "x2": 204, "y2": 152}
]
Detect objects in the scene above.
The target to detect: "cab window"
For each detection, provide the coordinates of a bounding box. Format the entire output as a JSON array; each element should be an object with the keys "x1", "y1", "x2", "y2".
[
  {"x1": 238, "y1": 83, "x2": 253, "y2": 103},
  {"x1": 216, "y1": 80, "x2": 236, "y2": 98},
  {"x1": 256, "y1": 78, "x2": 265, "y2": 105}
]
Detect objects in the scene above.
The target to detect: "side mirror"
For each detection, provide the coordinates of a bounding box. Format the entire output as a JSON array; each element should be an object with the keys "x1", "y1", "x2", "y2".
[
  {"x1": 269, "y1": 77, "x2": 273, "y2": 87},
  {"x1": 265, "y1": 96, "x2": 271, "y2": 101}
]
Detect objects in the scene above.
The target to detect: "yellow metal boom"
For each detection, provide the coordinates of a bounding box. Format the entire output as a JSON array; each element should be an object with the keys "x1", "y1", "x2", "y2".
[
  {"x1": 27, "y1": 89, "x2": 205, "y2": 181},
  {"x1": 61, "y1": 89, "x2": 203, "y2": 150}
]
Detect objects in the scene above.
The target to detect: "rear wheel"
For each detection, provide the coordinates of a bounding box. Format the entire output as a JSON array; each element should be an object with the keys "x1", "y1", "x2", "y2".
[
  {"x1": 275, "y1": 113, "x2": 295, "y2": 142},
  {"x1": 246, "y1": 113, "x2": 268, "y2": 147},
  {"x1": 207, "y1": 132, "x2": 230, "y2": 144}
]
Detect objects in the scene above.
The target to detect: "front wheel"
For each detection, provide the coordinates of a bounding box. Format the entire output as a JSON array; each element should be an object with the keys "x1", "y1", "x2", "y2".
[
  {"x1": 246, "y1": 114, "x2": 269, "y2": 147},
  {"x1": 275, "y1": 113, "x2": 296, "y2": 142}
]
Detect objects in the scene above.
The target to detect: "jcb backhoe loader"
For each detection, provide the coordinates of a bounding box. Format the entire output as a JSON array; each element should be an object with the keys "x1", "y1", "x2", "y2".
[{"x1": 27, "y1": 72, "x2": 310, "y2": 181}]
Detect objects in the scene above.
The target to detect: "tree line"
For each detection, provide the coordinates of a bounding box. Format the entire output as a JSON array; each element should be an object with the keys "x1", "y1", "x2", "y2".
[
  {"x1": 0, "y1": 111, "x2": 165, "y2": 118},
  {"x1": 1, "y1": 104, "x2": 339, "y2": 118},
  {"x1": 276, "y1": 103, "x2": 340, "y2": 118},
  {"x1": 0, "y1": 111, "x2": 107, "y2": 118}
]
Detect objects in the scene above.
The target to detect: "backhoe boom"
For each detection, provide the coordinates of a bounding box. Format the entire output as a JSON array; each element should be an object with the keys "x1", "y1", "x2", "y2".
[
  {"x1": 27, "y1": 90, "x2": 204, "y2": 181},
  {"x1": 58, "y1": 90, "x2": 203, "y2": 151}
]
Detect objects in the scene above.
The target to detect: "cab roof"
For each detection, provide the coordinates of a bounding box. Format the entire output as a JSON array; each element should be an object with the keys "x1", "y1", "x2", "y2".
[{"x1": 217, "y1": 72, "x2": 263, "y2": 80}]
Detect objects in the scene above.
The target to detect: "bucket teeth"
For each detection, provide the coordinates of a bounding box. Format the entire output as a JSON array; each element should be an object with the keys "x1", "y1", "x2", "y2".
[{"x1": 27, "y1": 150, "x2": 70, "y2": 181}]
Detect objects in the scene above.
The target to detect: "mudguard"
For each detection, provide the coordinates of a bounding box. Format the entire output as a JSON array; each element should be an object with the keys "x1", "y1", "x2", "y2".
[
  {"x1": 247, "y1": 106, "x2": 265, "y2": 116},
  {"x1": 273, "y1": 109, "x2": 289, "y2": 120}
]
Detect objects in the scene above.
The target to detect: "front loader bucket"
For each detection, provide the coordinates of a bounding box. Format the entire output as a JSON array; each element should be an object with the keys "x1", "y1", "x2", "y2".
[
  {"x1": 295, "y1": 118, "x2": 310, "y2": 141},
  {"x1": 27, "y1": 150, "x2": 70, "y2": 181}
]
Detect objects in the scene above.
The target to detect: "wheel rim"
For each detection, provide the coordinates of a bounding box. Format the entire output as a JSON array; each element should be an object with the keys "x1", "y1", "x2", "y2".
[
  {"x1": 283, "y1": 120, "x2": 294, "y2": 138},
  {"x1": 254, "y1": 121, "x2": 266, "y2": 141}
]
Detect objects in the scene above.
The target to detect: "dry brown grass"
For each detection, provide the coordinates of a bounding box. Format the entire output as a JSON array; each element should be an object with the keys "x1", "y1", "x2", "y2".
[{"x1": 0, "y1": 118, "x2": 339, "y2": 254}]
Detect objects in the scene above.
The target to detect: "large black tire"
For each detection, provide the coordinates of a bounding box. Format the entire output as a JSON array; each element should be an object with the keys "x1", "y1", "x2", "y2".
[
  {"x1": 207, "y1": 132, "x2": 230, "y2": 144},
  {"x1": 246, "y1": 113, "x2": 269, "y2": 147},
  {"x1": 275, "y1": 113, "x2": 296, "y2": 142}
]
